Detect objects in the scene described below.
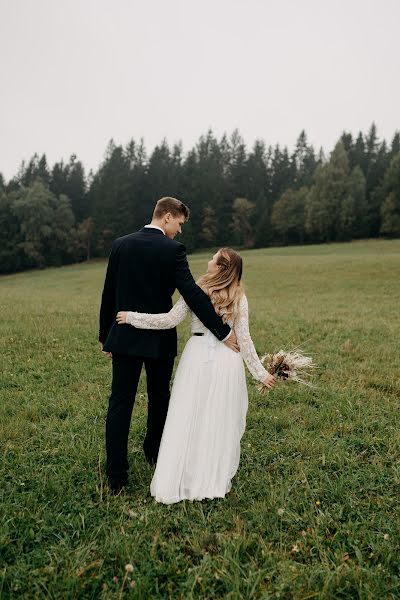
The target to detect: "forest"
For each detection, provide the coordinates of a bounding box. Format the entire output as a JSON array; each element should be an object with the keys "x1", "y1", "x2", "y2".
[{"x1": 1, "y1": 124, "x2": 399, "y2": 273}]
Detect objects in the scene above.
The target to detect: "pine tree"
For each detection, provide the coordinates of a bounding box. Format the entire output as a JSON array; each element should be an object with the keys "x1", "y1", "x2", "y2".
[
  {"x1": 227, "y1": 129, "x2": 248, "y2": 197},
  {"x1": 15, "y1": 153, "x2": 51, "y2": 188},
  {"x1": 146, "y1": 140, "x2": 172, "y2": 200},
  {"x1": 340, "y1": 132, "x2": 354, "y2": 162},
  {"x1": 380, "y1": 192, "x2": 400, "y2": 237},
  {"x1": 65, "y1": 155, "x2": 87, "y2": 221},
  {"x1": 246, "y1": 140, "x2": 270, "y2": 216},
  {"x1": 125, "y1": 137, "x2": 148, "y2": 230},
  {"x1": 50, "y1": 161, "x2": 69, "y2": 198},
  {"x1": 352, "y1": 132, "x2": 367, "y2": 173},
  {"x1": 390, "y1": 132, "x2": 400, "y2": 158},
  {"x1": 184, "y1": 131, "x2": 226, "y2": 245},
  {"x1": 0, "y1": 190, "x2": 24, "y2": 272},
  {"x1": 270, "y1": 145, "x2": 296, "y2": 203},
  {"x1": 37, "y1": 154, "x2": 50, "y2": 186},
  {"x1": 348, "y1": 166, "x2": 368, "y2": 238},
  {"x1": 292, "y1": 131, "x2": 317, "y2": 189},
  {"x1": 378, "y1": 153, "x2": 400, "y2": 237},
  {"x1": 90, "y1": 142, "x2": 132, "y2": 254}
]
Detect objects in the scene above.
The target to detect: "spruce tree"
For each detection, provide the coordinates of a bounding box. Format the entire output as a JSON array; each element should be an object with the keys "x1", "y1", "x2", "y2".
[
  {"x1": 380, "y1": 192, "x2": 400, "y2": 237},
  {"x1": 0, "y1": 190, "x2": 24, "y2": 273},
  {"x1": 65, "y1": 155, "x2": 87, "y2": 221},
  {"x1": 378, "y1": 153, "x2": 400, "y2": 237}
]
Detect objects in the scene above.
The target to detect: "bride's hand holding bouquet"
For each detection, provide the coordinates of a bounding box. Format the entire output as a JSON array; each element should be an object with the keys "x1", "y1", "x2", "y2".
[{"x1": 257, "y1": 349, "x2": 316, "y2": 395}]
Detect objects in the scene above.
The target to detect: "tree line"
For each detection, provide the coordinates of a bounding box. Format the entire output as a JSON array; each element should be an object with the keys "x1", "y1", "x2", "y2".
[{"x1": 1, "y1": 124, "x2": 399, "y2": 274}]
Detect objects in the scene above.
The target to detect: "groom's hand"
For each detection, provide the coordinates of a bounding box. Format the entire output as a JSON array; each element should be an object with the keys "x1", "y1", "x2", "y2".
[
  {"x1": 99, "y1": 342, "x2": 112, "y2": 358},
  {"x1": 223, "y1": 330, "x2": 240, "y2": 353}
]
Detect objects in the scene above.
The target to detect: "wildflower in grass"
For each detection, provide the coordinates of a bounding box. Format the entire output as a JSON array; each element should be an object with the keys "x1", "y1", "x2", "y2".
[
  {"x1": 130, "y1": 581, "x2": 136, "y2": 588},
  {"x1": 277, "y1": 508, "x2": 285, "y2": 516},
  {"x1": 384, "y1": 533, "x2": 389, "y2": 540},
  {"x1": 291, "y1": 544, "x2": 300, "y2": 553},
  {"x1": 256, "y1": 349, "x2": 316, "y2": 395},
  {"x1": 119, "y1": 564, "x2": 134, "y2": 597},
  {"x1": 315, "y1": 500, "x2": 321, "y2": 507}
]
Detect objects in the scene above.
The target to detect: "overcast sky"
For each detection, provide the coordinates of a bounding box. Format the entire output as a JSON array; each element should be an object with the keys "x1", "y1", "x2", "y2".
[{"x1": 1, "y1": 0, "x2": 399, "y2": 180}]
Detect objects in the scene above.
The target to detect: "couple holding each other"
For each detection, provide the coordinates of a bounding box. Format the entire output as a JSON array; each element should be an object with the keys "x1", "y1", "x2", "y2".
[{"x1": 99, "y1": 197, "x2": 276, "y2": 503}]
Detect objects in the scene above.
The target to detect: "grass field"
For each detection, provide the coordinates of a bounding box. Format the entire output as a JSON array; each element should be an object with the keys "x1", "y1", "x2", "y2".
[{"x1": 1, "y1": 238, "x2": 400, "y2": 599}]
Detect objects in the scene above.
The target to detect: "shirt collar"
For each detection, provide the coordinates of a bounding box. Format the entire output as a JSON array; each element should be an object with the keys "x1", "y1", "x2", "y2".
[{"x1": 144, "y1": 224, "x2": 166, "y2": 235}]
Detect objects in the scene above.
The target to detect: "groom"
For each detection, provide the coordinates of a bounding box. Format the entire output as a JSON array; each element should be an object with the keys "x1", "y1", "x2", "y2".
[{"x1": 99, "y1": 197, "x2": 239, "y2": 493}]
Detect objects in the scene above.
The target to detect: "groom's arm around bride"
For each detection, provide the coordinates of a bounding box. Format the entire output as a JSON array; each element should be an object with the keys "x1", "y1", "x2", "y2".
[{"x1": 99, "y1": 199, "x2": 238, "y2": 357}]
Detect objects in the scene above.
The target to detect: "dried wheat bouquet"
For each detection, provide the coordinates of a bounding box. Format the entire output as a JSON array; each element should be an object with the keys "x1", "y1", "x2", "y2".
[{"x1": 257, "y1": 349, "x2": 317, "y2": 395}]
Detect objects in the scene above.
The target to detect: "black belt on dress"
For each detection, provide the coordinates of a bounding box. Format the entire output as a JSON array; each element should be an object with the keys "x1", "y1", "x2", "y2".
[{"x1": 193, "y1": 332, "x2": 204, "y2": 336}]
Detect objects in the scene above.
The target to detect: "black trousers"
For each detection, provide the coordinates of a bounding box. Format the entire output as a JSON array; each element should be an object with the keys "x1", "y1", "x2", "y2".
[{"x1": 105, "y1": 353, "x2": 175, "y2": 486}]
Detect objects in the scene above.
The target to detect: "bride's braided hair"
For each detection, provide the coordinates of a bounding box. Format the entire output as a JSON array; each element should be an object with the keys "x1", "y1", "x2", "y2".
[{"x1": 198, "y1": 248, "x2": 243, "y2": 324}]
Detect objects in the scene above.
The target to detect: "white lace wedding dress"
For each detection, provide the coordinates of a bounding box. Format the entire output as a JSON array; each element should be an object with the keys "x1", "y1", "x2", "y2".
[{"x1": 125, "y1": 294, "x2": 269, "y2": 504}]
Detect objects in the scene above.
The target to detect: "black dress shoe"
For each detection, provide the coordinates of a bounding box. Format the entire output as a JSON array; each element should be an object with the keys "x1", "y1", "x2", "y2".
[{"x1": 107, "y1": 479, "x2": 127, "y2": 495}]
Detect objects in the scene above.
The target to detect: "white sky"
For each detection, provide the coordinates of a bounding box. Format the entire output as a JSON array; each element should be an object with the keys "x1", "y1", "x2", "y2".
[{"x1": 0, "y1": 0, "x2": 399, "y2": 180}]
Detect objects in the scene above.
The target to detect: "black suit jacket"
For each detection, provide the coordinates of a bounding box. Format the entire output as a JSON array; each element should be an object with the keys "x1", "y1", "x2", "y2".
[{"x1": 99, "y1": 227, "x2": 231, "y2": 358}]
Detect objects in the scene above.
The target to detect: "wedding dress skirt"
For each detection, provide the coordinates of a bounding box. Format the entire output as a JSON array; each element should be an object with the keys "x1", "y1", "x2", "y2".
[
  {"x1": 125, "y1": 294, "x2": 268, "y2": 504},
  {"x1": 150, "y1": 332, "x2": 248, "y2": 504}
]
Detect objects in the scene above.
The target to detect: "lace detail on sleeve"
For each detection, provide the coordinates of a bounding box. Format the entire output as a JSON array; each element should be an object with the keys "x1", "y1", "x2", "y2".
[
  {"x1": 125, "y1": 296, "x2": 189, "y2": 330},
  {"x1": 234, "y1": 295, "x2": 269, "y2": 383}
]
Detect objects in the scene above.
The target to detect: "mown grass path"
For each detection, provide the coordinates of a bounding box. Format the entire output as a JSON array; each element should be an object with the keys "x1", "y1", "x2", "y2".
[{"x1": 1, "y1": 239, "x2": 399, "y2": 599}]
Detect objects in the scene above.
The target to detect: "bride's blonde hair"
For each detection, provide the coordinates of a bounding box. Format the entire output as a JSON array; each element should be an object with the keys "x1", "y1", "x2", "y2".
[{"x1": 198, "y1": 248, "x2": 244, "y2": 323}]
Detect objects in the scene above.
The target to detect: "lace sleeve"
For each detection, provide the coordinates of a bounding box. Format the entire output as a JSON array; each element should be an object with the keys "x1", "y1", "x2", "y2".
[
  {"x1": 234, "y1": 295, "x2": 269, "y2": 383},
  {"x1": 125, "y1": 296, "x2": 190, "y2": 330}
]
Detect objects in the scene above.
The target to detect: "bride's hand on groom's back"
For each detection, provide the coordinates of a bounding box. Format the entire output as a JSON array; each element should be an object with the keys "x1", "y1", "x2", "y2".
[{"x1": 116, "y1": 311, "x2": 128, "y2": 324}]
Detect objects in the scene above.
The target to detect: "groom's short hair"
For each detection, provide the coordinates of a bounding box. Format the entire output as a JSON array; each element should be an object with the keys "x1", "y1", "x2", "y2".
[{"x1": 153, "y1": 197, "x2": 190, "y2": 221}]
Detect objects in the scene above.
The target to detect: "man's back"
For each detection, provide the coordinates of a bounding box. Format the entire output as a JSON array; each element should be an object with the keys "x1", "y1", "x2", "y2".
[{"x1": 100, "y1": 227, "x2": 180, "y2": 358}]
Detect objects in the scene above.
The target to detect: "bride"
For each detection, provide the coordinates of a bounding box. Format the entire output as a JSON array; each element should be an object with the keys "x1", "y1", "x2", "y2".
[{"x1": 116, "y1": 247, "x2": 276, "y2": 504}]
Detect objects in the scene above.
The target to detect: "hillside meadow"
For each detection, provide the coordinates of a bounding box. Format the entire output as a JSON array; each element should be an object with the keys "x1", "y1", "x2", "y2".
[{"x1": 1, "y1": 239, "x2": 399, "y2": 599}]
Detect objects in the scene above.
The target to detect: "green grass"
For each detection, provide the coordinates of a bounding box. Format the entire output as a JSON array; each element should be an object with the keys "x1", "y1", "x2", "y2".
[{"x1": 1, "y1": 238, "x2": 400, "y2": 599}]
